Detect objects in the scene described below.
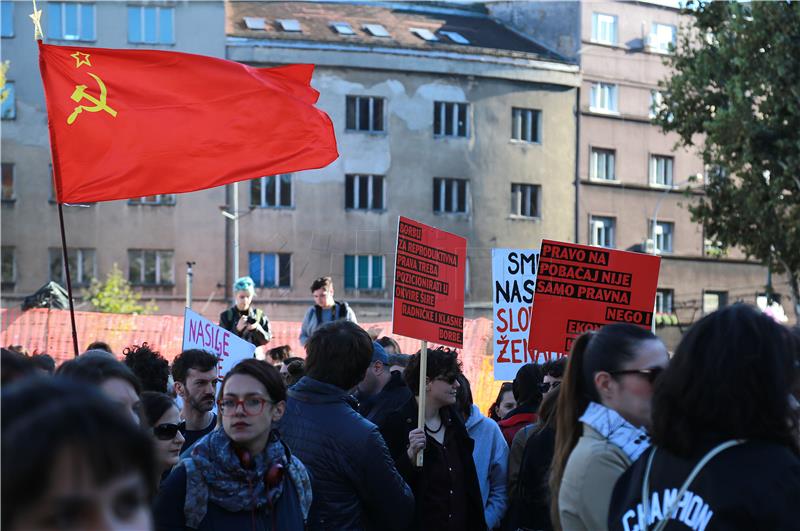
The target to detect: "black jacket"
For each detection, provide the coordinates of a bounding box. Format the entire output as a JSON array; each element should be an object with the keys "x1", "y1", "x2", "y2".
[
  {"x1": 609, "y1": 440, "x2": 800, "y2": 531},
  {"x1": 379, "y1": 398, "x2": 487, "y2": 531},
  {"x1": 276, "y1": 376, "x2": 414, "y2": 531},
  {"x1": 505, "y1": 425, "x2": 555, "y2": 531},
  {"x1": 219, "y1": 305, "x2": 271, "y2": 347},
  {"x1": 356, "y1": 371, "x2": 413, "y2": 429}
]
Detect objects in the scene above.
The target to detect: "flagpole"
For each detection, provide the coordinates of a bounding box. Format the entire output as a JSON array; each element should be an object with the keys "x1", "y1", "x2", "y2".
[{"x1": 57, "y1": 203, "x2": 80, "y2": 357}]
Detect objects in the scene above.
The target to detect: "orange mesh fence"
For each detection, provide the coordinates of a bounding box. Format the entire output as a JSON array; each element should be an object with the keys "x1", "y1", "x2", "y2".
[{"x1": 1, "y1": 308, "x2": 508, "y2": 414}]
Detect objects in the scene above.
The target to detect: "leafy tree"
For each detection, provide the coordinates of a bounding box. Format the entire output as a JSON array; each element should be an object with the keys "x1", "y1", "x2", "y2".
[
  {"x1": 83, "y1": 263, "x2": 158, "y2": 314},
  {"x1": 654, "y1": 1, "x2": 800, "y2": 318}
]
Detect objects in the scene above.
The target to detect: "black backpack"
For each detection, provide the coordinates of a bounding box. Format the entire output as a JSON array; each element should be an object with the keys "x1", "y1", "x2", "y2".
[{"x1": 314, "y1": 300, "x2": 350, "y2": 325}]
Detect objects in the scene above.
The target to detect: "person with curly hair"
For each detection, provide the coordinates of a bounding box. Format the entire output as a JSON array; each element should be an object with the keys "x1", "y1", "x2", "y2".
[
  {"x1": 380, "y1": 347, "x2": 487, "y2": 530},
  {"x1": 123, "y1": 343, "x2": 170, "y2": 393}
]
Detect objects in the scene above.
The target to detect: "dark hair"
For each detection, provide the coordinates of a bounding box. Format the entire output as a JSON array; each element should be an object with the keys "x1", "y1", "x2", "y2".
[
  {"x1": 267, "y1": 345, "x2": 292, "y2": 363},
  {"x1": 285, "y1": 359, "x2": 306, "y2": 386},
  {"x1": 310, "y1": 276, "x2": 333, "y2": 292},
  {"x1": 653, "y1": 304, "x2": 799, "y2": 457},
  {"x1": 388, "y1": 352, "x2": 412, "y2": 368},
  {"x1": 57, "y1": 355, "x2": 142, "y2": 395},
  {"x1": 86, "y1": 341, "x2": 113, "y2": 354},
  {"x1": 377, "y1": 336, "x2": 401, "y2": 353},
  {"x1": 123, "y1": 343, "x2": 169, "y2": 393},
  {"x1": 139, "y1": 391, "x2": 177, "y2": 428},
  {"x1": 30, "y1": 353, "x2": 56, "y2": 374},
  {"x1": 513, "y1": 363, "x2": 544, "y2": 407},
  {"x1": 455, "y1": 372, "x2": 473, "y2": 420},
  {"x1": 533, "y1": 386, "x2": 560, "y2": 436},
  {"x1": 543, "y1": 358, "x2": 567, "y2": 379},
  {"x1": 1, "y1": 349, "x2": 36, "y2": 386},
  {"x1": 550, "y1": 324, "x2": 658, "y2": 528},
  {"x1": 488, "y1": 382, "x2": 515, "y2": 421},
  {"x1": 171, "y1": 349, "x2": 219, "y2": 384},
  {"x1": 305, "y1": 321, "x2": 372, "y2": 390},
  {"x1": 404, "y1": 347, "x2": 462, "y2": 396},
  {"x1": 1, "y1": 377, "x2": 156, "y2": 529},
  {"x1": 283, "y1": 356, "x2": 304, "y2": 366},
  {"x1": 220, "y1": 359, "x2": 286, "y2": 403}
]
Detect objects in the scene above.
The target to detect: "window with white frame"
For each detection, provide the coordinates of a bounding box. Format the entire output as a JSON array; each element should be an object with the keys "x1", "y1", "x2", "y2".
[
  {"x1": 128, "y1": 5, "x2": 174, "y2": 44},
  {"x1": 702, "y1": 290, "x2": 728, "y2": 314},
  {"x1": 590, "y1": 83, "x2": 618, "y2": 113},
  {"x1": 590, "y1": 216, "x2": 615, "y2": 248},
  {"x1": 649, "y1": 90, "x2": 664, "y2": 119},
  {"x1": 49, "y1": 248, "x2": 95, "y2": 285},
  {"x1": 650, "y1": 23, "x2": 676, "y2": 53},
  {"x1": 511, "y1": 108, "x2": 541, "y2": 143},
  {"x1": 590, "y1": 148, "x2": 616, "y2": 180},
  {"x1": 655, "y1": 289, "x2": 674, "y2": 313},
  {"x1": 129, "y1": 194, "x2": 176, "y2": 206},
  {"x1": 344, "y1": 255, "x2": 384, "y2": 290},
  {"x1": 650, "y1": 155, "x2": 674, "y2": 186},
  {"x1": 128, "y1": 249, "x2": 174, "y2": 285},
  {"x1": 47, "y1": 2, "x2": 95, "y2": 41},
  {"x1": 510, "y1": 183, "x2": 540, "y2": 218},
  {"x1": 434, "y1": 101, "x2": 469, "y2": 137},
  {"x1": 652, "y1": 220, "x2": 674, "y2": 253},
  {"x1": 249, "y1": 252, "x2": 291, "y2": 288},
  {"x1": 1, "y1": 1, "x2": 13, "y2": 37},
  {"x1": 1, "y1": 81, "x2": 15, "y2": 120},
  {"x1": 591, "y1": 13, "x2": 617, "y2": 45},
  {"x1": 2, "y1": 162, "x2": 14, "y2": 201},
  {"x1": 251, "y1": 175, "x2": 292, "y2": 208},
  {"x1": 346, "y1": 96, "x2": 384, "y2": 132},
  {"x1": 433, "y1": 178, "x2": 468, "y2": 214},
  {"x1": 345, "y1": 174, "x2": 384, "y2": 211},
  {"x1": 1, "y1": 246, "x2": 14, "y2": 284}
]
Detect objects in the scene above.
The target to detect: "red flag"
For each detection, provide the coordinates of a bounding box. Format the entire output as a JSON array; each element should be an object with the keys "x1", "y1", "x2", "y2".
[{"x1": 38, "y1": 42, "x2": 338, "y2": 203}]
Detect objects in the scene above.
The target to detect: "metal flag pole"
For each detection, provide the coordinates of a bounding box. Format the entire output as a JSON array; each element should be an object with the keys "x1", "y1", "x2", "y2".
[
  {"x1": 57, "y1": 203, "x2": 80, "y2": 357},
  {"x1": 416, "y1": 340, "x2": 428, "y2": 467}
]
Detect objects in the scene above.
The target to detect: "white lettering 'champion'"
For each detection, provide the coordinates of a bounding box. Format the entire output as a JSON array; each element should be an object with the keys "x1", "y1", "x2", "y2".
[{"x1": 622, "y1": 489, "x2": 714, "y2": 531}]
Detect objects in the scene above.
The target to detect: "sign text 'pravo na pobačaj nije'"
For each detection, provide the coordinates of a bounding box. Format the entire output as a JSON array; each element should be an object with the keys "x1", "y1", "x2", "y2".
[
  {"x1": 182, "y1": 308, "x2": 255, "y2": 379},
  {"x1": 492, "y1": 249, "x2": 540, "y2": 380},
  {"x1": 527, "y1": 240, "x2": 661, "y2": 359},
  {"x1": 392, "y1": 217, "x2": 467, "y2": 348}
]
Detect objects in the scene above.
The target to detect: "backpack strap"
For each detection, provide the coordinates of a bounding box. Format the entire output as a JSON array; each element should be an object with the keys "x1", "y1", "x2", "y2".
[{"x1": 640, "y1": 439, "x2": 745, "y2": 531}]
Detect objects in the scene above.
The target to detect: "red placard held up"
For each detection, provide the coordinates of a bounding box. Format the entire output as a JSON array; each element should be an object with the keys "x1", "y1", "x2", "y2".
[
  {"x1": 392, "y1": 217, "x2": 467, "y2": 348},
  {"x1": 527, "y1": 240, "x2": 661, "y2": 361}
]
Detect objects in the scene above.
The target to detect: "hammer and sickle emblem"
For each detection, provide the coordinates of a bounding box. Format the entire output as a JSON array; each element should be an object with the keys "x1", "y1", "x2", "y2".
[{"x1": 67, "y1": 73, "x2": 117, "y2": 125}]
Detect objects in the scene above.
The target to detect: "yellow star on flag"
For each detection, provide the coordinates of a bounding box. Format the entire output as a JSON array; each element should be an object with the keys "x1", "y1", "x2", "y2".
[{"x1": 70, "y1": 51, "x2": 91, "y2": 69}]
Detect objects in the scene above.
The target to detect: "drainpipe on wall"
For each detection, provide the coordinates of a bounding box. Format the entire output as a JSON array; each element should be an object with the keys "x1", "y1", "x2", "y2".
[
  {"x1": 224, "y1": 183, "x2": 233, "y2": 301},
  {"x1": 574, "y1": 86, "x2": 581, "y2": 244}
]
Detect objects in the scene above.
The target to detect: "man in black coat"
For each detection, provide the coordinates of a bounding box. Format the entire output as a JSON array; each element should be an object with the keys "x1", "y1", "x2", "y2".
[
  {"x1": 379, "y1": 347, "x2": 487, "y2": 531},
  {"x1": 277, "y1": 321, "x2": 414, "y2": 531},
  {"x1": 355, "y1": 341, "x2": 413, "y2": 429}
]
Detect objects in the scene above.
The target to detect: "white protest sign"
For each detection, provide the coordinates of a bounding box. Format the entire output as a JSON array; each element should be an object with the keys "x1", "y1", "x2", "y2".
[
  {"x1": 182, "y1": 307, "x2": 255, "y2": 379},
  {"x1": 492, "y1": 248, "x2": 540, "y2": 380}
]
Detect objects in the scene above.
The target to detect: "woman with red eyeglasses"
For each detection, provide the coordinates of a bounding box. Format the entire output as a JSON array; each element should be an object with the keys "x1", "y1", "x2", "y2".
[
  {"x1": 549, "y1": 323, "x2": 668, "y2": 531},
  {"x1": 154, "y1": 359, "x2": 312, "y2": 531},
  {"x1": 140, "y1": 392, "x2": 186, "y2": 489}
]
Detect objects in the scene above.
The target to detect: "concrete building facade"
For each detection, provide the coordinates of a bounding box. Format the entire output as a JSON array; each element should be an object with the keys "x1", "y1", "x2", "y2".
[
  {"x1": 2, "y1": 0, "x2": 580, "y2": 322},
  {"x1": 489, "y1": 0, "x2": 785, "y2": 328}
]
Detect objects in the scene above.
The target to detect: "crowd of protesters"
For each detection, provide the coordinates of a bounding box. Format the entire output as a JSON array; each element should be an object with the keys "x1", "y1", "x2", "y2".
[{"x1": 2, "y1": 299, "x2": 799, "y2": 531}]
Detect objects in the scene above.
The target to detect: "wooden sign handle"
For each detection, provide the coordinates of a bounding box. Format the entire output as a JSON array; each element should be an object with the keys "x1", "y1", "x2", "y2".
[{"x1": 416, "y1": 340, "x2": 427, "y2": 467}]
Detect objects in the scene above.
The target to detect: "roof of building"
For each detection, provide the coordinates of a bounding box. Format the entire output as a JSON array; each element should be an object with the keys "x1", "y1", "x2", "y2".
[{"x1": 226, "y1": 1, "x2": 568, "y2": 63}]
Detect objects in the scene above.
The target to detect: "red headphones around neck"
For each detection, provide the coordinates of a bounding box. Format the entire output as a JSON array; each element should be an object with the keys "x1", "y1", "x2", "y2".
[{"x1": 234, "y1": 445, "x2": 286, "y2": 489}]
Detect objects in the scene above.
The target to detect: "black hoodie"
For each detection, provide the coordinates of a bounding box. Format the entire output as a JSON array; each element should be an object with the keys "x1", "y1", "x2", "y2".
[{"x1": 608, "y1": 440, "x2": 800, "y2": 531}]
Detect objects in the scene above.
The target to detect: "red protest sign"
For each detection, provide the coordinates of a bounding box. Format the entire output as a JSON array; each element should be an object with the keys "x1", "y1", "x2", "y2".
[
  {"x1": 392, "y1": 217, "x2": 467, "y2": 348},
  {"x1": 528, "y1": 240, "x2": 661, "y2": 360}
]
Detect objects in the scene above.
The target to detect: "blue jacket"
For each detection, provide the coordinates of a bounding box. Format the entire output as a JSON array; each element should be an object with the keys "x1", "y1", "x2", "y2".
[
  {"x1": 277, "y1": 376, "x2": 414, "y2": 530},
  {"x1": 465, "y1": 404, "x2": 509, "y2": 529}
]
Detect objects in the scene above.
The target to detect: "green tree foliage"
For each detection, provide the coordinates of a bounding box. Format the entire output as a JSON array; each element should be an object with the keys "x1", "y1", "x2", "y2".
[
  {"x1": 655, "y1": 1, "x2": 800, "y2": 318},
  {"x1": 83, "y1": 263, "x2": 158, "y2": 314}
]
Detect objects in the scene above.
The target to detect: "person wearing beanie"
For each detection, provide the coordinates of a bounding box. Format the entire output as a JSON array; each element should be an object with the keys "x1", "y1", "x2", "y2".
[{"x1": 219, "y1": 276, "x2": 272, "y2": 347}]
